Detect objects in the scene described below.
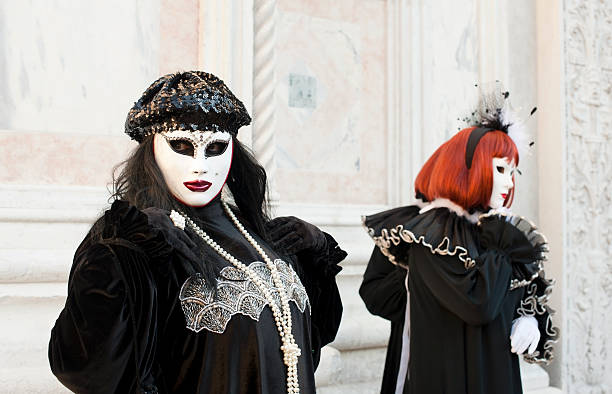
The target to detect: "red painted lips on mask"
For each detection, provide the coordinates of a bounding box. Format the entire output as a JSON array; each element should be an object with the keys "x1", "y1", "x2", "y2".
[{"x1": 184, "y1": 180, "x2": 212, "y2": 192}]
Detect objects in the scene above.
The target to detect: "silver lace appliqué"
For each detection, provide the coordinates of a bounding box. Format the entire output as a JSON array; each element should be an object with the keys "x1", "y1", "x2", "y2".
[{"x1": 179, "y1": 259, "x2": 310, "y2": 333}]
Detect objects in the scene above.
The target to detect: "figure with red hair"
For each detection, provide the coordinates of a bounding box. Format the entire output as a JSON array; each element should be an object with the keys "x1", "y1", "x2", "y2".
[{"x1": 360, "y1": 88, "x2": 558, "y2": 394}]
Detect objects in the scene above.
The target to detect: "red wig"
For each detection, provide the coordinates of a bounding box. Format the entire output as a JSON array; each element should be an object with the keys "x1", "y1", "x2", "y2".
[{"x1": 415, "y1": 127, "x2": 519, "y2": 210}]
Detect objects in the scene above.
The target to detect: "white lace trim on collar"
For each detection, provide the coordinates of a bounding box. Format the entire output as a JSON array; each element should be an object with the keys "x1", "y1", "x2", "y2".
[{"x1": 419, "y1": 198, "x2": 481, "y2": 224}]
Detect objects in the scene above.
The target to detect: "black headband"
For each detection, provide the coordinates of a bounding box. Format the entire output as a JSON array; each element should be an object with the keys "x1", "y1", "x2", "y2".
[{"x1": 465, "y1": 127, "x2": 495, "y2": 169}]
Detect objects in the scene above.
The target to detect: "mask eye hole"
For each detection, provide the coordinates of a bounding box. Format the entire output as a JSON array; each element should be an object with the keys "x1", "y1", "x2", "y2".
[
  {"x1": 496, "y1": 166, "x2": 505, "y2": 174},
  {"x1": 168, "y1": 139, "x2": 195, "y2": 156},
  {"x1": 206, "y1": 141, "x2": 229, "y2": 157}
]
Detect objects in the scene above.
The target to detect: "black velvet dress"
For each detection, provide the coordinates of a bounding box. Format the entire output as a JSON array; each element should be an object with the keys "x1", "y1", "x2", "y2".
[
  {"x1": 359, "y1": 204, "x2": 557, "y2": 394},
  {"x1": 49, "y1": 198, "x2": 345, "y2": 393}
]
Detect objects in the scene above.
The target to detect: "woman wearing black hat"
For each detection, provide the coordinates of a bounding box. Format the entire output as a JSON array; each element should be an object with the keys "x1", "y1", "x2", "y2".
[{"x1": 48, "y1": 71, "x2": 346, "y2": 394}]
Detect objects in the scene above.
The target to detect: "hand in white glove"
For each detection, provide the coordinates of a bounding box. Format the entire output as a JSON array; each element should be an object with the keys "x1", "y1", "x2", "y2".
[{"x1": 510, "y1": 316, "x2": 540, "y2": 354}]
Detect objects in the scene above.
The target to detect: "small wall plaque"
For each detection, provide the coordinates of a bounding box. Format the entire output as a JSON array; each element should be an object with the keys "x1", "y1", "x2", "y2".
[{"x1": 288, "y1": 74, "x2": 316, "y2": 108}]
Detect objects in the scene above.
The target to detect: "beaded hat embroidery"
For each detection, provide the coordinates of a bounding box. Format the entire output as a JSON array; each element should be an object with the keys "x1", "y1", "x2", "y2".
[{"x1": 125, "y1": 71, "x2": 251, "y2": 142}]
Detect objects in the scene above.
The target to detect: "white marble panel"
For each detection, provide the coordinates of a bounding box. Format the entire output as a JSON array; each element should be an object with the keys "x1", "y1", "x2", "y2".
[
  {"x1": 417, "y1": 0, "x2": 539, "y2": 219},
  {"x1": 276, "y1": 11, "x2": 361, "y2": 173},
  {"x1": 0, "y1": 0, "x2": 160, "y2": 135},
  {"x1": 420, "y1": 0, "x2": 480, "y2": 158},
  {"x1": 273, "y1": 1, "x2": 387, "y2": 205},
  {"x1": 503, "y1": 0, "x2": 538, "y2": 220}
]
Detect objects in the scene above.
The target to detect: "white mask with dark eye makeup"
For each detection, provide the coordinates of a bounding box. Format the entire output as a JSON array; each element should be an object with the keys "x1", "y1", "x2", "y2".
[
  {"x1": 154, "y1": 130, "x2": 233, "y2": 207},
  {"x1": 489, "y1": 157, "x2": 516, "y2": 209}
]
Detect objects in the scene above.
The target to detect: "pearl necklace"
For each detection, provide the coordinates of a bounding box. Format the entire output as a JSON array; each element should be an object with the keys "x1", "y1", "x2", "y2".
[{"x1": 172, "y1": 202, "x2": 301, "y2": 394}]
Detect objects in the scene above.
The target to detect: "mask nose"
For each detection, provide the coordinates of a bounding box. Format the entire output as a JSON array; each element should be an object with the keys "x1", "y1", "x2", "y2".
[{"x1": 191, "y1": 156, "x2": 209, "y2": 176}]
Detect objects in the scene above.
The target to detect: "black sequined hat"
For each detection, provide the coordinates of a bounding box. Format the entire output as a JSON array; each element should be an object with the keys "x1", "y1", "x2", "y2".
[{"x1": 125, "y1": 71, "x2": 251, "y2": 142}]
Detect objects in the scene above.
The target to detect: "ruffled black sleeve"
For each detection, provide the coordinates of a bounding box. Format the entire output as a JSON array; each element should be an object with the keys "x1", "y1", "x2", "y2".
[
  {"x1": 478, "y1": 212, "x2": 548, "y2": 290},
  {"x1": 479, "y1": 211, "x2": 559, "y2": 364},
  {"x1": 516, "y1": 275, "x2": 558, "y2": 364},
  {"x1": 48, "y1": 201, "x2": 173, "y2": 394},
  {"x1": 293, "y1": 232, "x2": 346, "y2": 369}
]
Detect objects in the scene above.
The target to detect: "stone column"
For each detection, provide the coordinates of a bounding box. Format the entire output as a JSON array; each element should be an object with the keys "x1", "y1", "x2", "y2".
[
  {"x1": 536, "y1": 0, "x2": 565, "y2": 388},
  {"x1": 252, "y1": 0, "x2": 279, "y2": 201},
  {"x1": 563, "y1": 0, "x2": 612, "y2": 392}
]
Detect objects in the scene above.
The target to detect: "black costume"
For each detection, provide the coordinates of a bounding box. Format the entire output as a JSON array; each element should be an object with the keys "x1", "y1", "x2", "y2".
[
  {"x1": 49, "y1": 198, "x2": 344, "y2": 393},
  {"x1": 49, "y1": 71, "x2": 346, "y2": 394},
  {"x1": 360, "y1": 204, "x2": 557, "y2": 394}
]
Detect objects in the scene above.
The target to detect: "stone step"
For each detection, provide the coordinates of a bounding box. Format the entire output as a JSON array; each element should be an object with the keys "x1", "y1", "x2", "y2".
[
  {"x1": 331, "y1": 304, "x2": 389, "y2": 351},
  {"x1": 526, "y1": 388, "x2": 563, "y2": 394},
  {"x1": 0, "y1": 282, "x2": 67, "y2": 302},
  {"x1": 0, "y1": 249, "x2": 73, "y2": 283},
  {"x1": 316, "y1": 345, "x2": 387, "y2": 389},
  {"x1": 0, "y1": 367, "x2": 70, "y2": 393},
  {"x1": 318, "y1": 380, "x2": 381, "y2": 394},
  {"x1": 0, "y1": 220, "x2": 93, "y2": 252},
  {"x1": 315, "y1": 346, "x2": 343, "y2": 386},
  {"x1": 318, "y1": 376, "x2": 560, "y2": 394},
  {"x1": 0, "y1": 284, "x2": 66, "y2": 369},
  {"x1": 336, "y1": 268, "x2": 369, "y2": 309},
  {"x1": 520, "y1": 358, "x2": 552, "y2": 391},
  {"x1": 316, "y1": 348, "x2": 560, "y2": 394}
]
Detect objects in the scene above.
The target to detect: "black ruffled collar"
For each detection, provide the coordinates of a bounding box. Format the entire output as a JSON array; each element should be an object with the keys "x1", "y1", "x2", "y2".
[
  {"x1": 363, "y1": 204, "x2": 547, "y2": 290},
  {"x1": 363, "y1": 204, "x2": 480, "y2": 270}
]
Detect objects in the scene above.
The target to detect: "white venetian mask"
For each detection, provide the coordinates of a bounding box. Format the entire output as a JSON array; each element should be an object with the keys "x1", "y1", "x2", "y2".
[
  {"x1": 153, "y1": 129, "x2": 233, "y2": 207},
  {"x1": 489, "y1": 157, "x2": 515, "y2": 209}
]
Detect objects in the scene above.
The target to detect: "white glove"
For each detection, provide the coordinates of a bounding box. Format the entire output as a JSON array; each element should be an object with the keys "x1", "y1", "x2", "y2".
[{"x1": 510, "y1": 316, "x2": 540, "y2": 354}]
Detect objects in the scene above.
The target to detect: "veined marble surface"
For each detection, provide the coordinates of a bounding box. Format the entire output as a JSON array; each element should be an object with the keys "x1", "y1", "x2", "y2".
[
  {"x1": 421, "y1": 0, "x2": 479, "y2": 157},
  {"x1": 275, "y1": 0, "x2": 387, "y2": 205},
  {"x1": 0, "y1": 0, "x2": 160, "y2": 136},
  {"x1": 276, "y1": 11, "x2": 362, "y2": 174}
]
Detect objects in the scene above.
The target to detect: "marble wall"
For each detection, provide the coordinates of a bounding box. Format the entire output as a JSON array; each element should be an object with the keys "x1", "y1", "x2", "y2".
[
  {"x1": 274, "y1": 0, "x2": 388, "y2": 205},
  {"x1": 0, "y1": 0, "x2": 160, "y2": 136},
  {"x1": 420, "y1": 0, "x2": 479, "y2": 151},
  {"x1": 0, "y1": 0, "x2": 203, "y2": 189},
  {"x1": 0, "y1": 0, "x2": 160, "y2": 188}
]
